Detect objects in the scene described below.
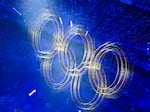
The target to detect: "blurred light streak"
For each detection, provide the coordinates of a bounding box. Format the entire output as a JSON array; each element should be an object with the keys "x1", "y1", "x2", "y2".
[
  {"x1": 85, "y1": 30, "x2": 88, "y2": 36},
  {"x1": 70, "y1": 20, "x2": 73, "y2": 27},
  {"x1": 12, "y1": 7, "x2": 22, "y2": 16},
  {"x1": 28, "y1": 89, "x2": 36, "y2": 96},
  {"x1": 59, "y1": 17, "x2": 63, "y2": 24}
]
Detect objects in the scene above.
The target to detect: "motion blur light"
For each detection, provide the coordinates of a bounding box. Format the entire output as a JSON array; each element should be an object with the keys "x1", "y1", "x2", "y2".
[
  {"x1": 70, "y1": 20, "x2": 73, "y2": 27},
  {"x1": 31, "y1": 9, "x2": 131, "y2": 110},
  {"x1": 59, "y1": 17, "x2": 63, "y2": 25},
  {"x1": 13, "y1": 7, "x2": 22, "y2": 16},
  {"x1": 29, "y1": 89, "x2": 36, "y2": 96}
]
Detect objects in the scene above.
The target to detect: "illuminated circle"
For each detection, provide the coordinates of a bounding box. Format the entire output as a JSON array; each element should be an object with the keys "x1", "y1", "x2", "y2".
[
  {"x1": 41, "y1": 52, "x2": 72, "y2": 90},
  {"x1": 32, "y1": 11, "x2": 63, "y2": 58},
  {"x1": 70, "y1": 69, "x2": 106, "y2": 110},
  {"x1": 60, "y1": 25, "x2": 94, "y2": 77},
  {"x1": 89, "y1": 42, "x2": 129, "y2": 98}
]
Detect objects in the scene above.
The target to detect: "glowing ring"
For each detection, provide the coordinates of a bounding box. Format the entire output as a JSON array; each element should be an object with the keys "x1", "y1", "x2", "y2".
[
  {"x1": 89, "y1": 42, "x2": 129, "y2": 98},
  {"x1": 60, "y1": 25, "x2": 94, "y2": 77},
  {"x1": 70, "y1": 69, "x2": 106, "y2": 110},
  {"x1": 41, "y1": 52, "x2": 71, "y2": 90},
  {"x1": 32, "y1": 12, "x2": 63, "y2": 58}
]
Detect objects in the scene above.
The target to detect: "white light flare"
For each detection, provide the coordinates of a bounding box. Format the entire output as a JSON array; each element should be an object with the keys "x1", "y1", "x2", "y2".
[
  {"x1": 70, "y1": 20, "x2": 73, "y2": 27},
  {"x1": 28, "y1": 90, "x2": 36, "y2": 96},
  {"x1": 85, "y1": 30, "x2": 89, "y2": 36},
  {"x1": 59, "y1": 17, "x2": 63, "y2": 24},
  {"x1": 78, "y1": 110, "x2": 81, "y2": 112},
  {"x1": 12, "y1": 7, "x2": 22, "y2": 16}
]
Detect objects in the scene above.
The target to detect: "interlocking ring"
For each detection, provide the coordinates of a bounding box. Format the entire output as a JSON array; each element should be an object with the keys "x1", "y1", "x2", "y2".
[
  {"x1": 60, "y1": 25, "x2": 94, "y2": 77},
  {"x1": 31, "y1": 9, "x2": 131, "y2": 110}
]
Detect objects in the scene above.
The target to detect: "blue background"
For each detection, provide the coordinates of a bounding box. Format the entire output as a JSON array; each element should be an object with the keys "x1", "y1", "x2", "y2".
[{"x1": 0, "y1": 0, "x2": 150, "y2": 112}]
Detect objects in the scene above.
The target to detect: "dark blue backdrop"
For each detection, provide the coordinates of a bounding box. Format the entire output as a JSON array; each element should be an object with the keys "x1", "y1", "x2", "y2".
[{"x1": 0, "y1": 0, "x2": 150, "y2": 112}]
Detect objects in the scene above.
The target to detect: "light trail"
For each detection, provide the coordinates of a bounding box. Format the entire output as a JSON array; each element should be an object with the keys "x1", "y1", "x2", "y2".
[
  {"x1": 28, "y1": 90, "x2": 36, "y2": 96},
  {"x1": 13, "y1": 7, "x2": 22, "y2": 16}
]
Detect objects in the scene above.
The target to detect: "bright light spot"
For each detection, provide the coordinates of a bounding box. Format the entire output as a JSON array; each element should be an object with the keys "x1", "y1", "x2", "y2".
[
  {"x1": 12, "y1": 7, "x2": 22, "y2": 16},
  {"x1": 59, "y1": 17, "x2": 63, "y2": 24},
  {"x1": 55, "y1": 42, "x2": 65, "y2": 52},
  {"x1": 85, "y1": 30, "x2": 88, "y2": 36},
  {"x1": 70, "y1": 20, "x2": 73, "y2": 27},
  {"x1": 78, "y1": 110, "x2": 81, "y2": 112},
  {"x1": 29, "y1": 90, "x2": 36, "y2": 96},
  {"x1": 88, "y1": 62, "x2": 100, "y2": 70}
]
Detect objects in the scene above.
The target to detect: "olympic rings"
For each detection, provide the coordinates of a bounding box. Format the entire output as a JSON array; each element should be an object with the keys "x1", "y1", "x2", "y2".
[{"x1": 31, "y1": 10, "x2": 131, "y2": 110}]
